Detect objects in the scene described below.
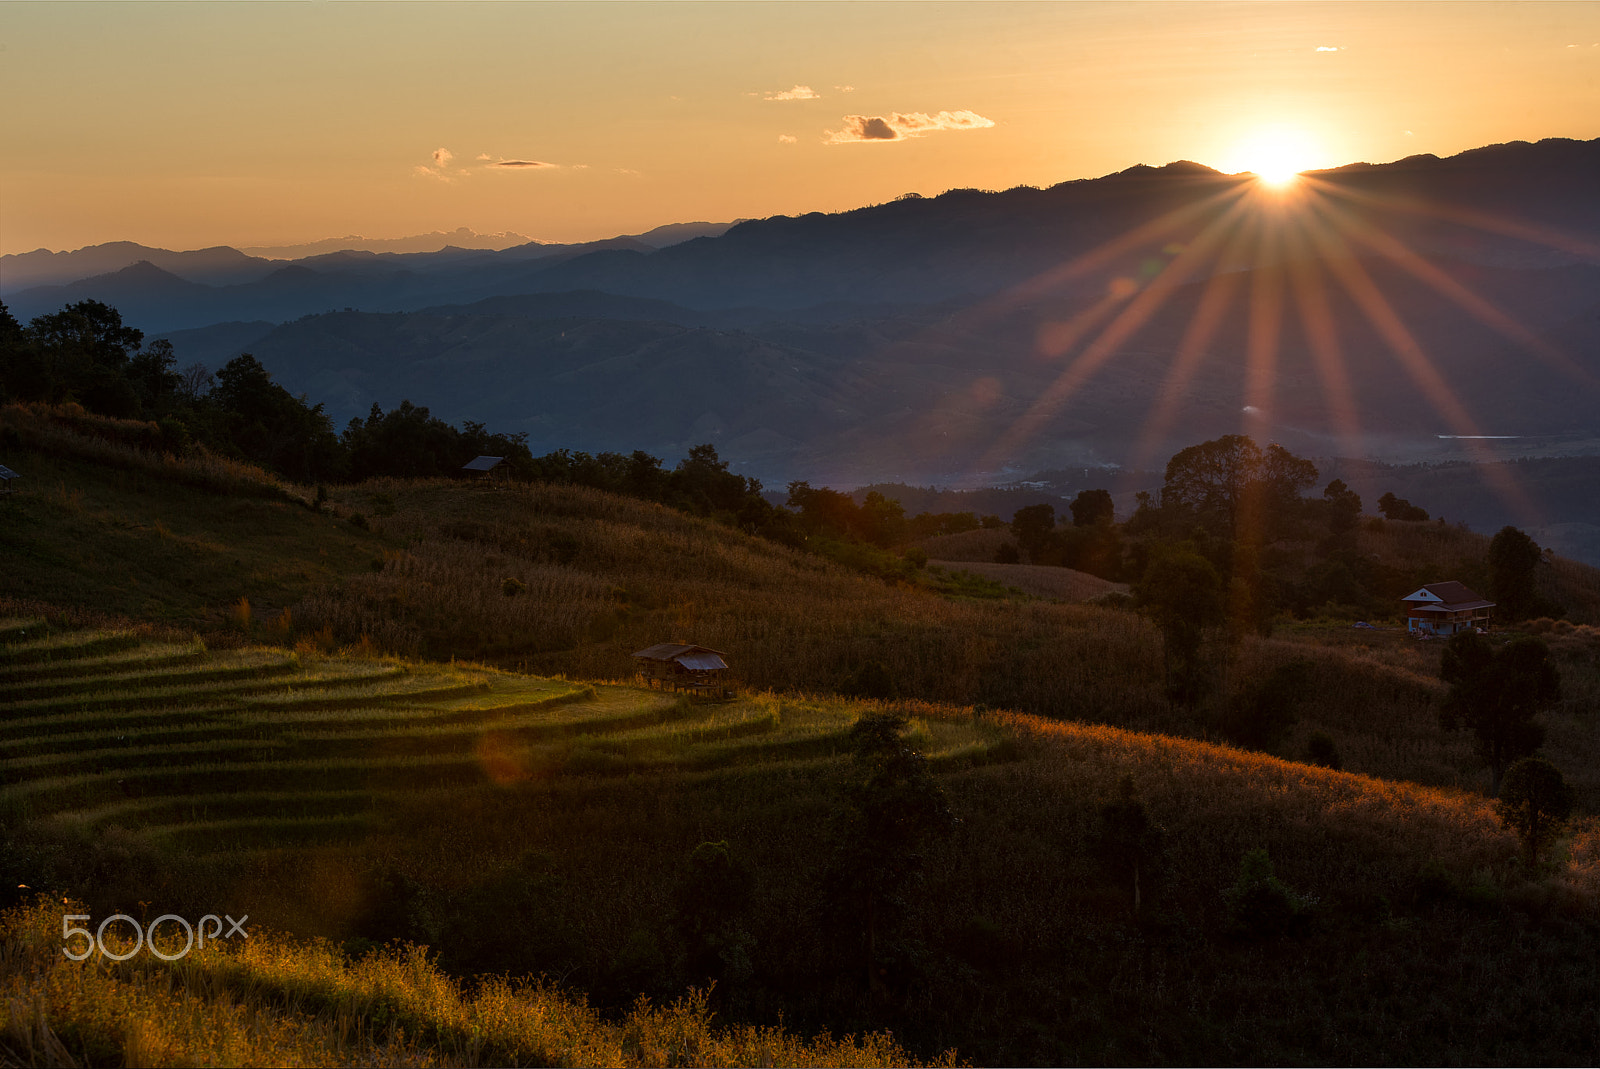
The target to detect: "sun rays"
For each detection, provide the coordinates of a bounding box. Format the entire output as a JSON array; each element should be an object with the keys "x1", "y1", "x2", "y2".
[{"x1": 939, "y1": 165, "x2": 1600, "y2": 533}]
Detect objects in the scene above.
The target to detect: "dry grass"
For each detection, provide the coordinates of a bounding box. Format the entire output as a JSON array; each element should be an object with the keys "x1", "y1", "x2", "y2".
[
  {"x1": 0, "y1": 899, "x2": 947, "y2": 1068},
  {"x1": 929, "y1": 559, "x2": 1127, "y2": 602},
  {"x1": 295, "y1": 481, "x2": 1167, "y2": 727},
  {"x1": 919, "y1": 527, "x2": 1014, "y2": 562},
  {"x1": 0, "y1": 402, "x2": 303, "y2": 503}
]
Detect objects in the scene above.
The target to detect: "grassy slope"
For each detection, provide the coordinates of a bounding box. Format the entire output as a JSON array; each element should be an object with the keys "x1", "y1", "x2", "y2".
[
  {"x1": 0, "y1": 448, "x2": 381, "y2": 628},
  {"x1": 6, "y1": 632, "x2": 1600, "y2": 1065},
  {"x1": 6, "y1": 420, "x2": 1600, "y2": 1063}
]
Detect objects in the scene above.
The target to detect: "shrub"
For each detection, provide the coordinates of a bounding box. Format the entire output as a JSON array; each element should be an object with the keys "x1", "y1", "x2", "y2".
[
  {"x1": 1497, "y1": 757, "x2": 1574, "y2": 868},
  {"x1": 1305, "y1": 732, "x2": 1343, "y2": 770},
  {"x1": 1223, "y1": 848, "x2": 1313, "y2": 939}
]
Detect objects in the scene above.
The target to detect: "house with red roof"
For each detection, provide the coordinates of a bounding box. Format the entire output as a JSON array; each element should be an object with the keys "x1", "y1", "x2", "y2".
[{"x1": 1401, "y1": 581, "x2": 1494, "y2": 637}]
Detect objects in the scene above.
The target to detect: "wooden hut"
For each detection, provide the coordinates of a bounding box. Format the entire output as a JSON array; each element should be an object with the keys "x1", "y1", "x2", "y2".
[
  {"x1": 632, "y1": 642, "x2": 733, "y2": 698},
  {"x1": 460, "y1": 456, "x2": 508, "y2": 486}
]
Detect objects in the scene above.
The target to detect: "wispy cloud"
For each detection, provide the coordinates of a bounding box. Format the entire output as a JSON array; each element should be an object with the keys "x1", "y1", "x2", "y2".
[
  {"x1": 825, "y1": 110, "x2": 995, "y2": 144},
  {"x1": 414, "y1": 148, "x2": 563, "y2": 181},
  {"x1": 777, "y1": 134, "x2": 798, "y2": 144},
  {"x1": 834, "y1": 85, "x2": 856, "y2": 93},
  {"x1": 1315, "y1": 45, "x2": 1340, "y2": 52},
  {"x1": 765, "y1": 84, "x2": 820, "y2": 101}
]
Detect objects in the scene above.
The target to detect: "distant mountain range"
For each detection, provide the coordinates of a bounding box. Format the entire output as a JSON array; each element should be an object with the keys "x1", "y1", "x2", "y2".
[
  {"x1": 4, "y1": 138, "x2": 1599, "y2": 501},
  {"x1": 0, "y1": 220, "x2": 738, "y2": 296}
]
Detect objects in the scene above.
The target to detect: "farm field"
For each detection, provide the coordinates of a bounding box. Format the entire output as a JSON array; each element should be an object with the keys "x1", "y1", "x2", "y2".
[
  {"x1": 5, "y1": 418, "x2": 1600, "y2": 1064},
  {"x1": 0, "y1": 626, "x2": 1002, "y2": 855},
  {"x1": 8, "y1": 623, "x2": 1600, "y2": 1065}
]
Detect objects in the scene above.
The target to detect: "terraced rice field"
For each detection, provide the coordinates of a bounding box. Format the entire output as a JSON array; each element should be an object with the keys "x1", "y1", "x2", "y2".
[{"x1": 0, "y1": 628, "x2": 1003, "y2": 853}]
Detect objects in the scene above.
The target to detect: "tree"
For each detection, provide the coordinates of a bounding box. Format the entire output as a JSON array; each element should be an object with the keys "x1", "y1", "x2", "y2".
[
  {"x1": 1496, "y1": 757, "x2": 1574, "y2": 868},
  {"x1": 1222, "y1": 849, "x2": 1311, "y2": 939},
  {"x1": 1377, "y1": 492, "x2": 1429, "y2": 522},
  {"x1": 824, "y1": 712, "x2": 954, "y2": 997},
  {"x1": 1069, "y1": 488, "x2": 1114, "y2": 527},
  {"x1": 1010, "y1": 503, "x2": 1057, "y2": 561},
  {"x1": 1488, "y1": 526, "x2": 1551, "y2": 621},
  {"x1": 1440, "y1": 633, "x2": 1560, "y2": 794},
  {"x1": 1161, "y1": 434, "x2": 1262, "y2": 529},
  {"x1": 1321, "y1": 479, "x2": 1362, "y2": 533},
  {"x1": 1219, "y1": 660, "x2": 1311, "y2": 751},
  {"x1": 1160, "y1": 435, "x2": 1316, "y2": 540},
  {"x1": 1094, "y1": 775, "x2": 1164, "y2": 915},
  {"x1": 674, "y1": 841, "x2": 755, "y2": 987},
  {"x1": 1136, "y1": 547, "x2": 1223, "y2": 706}
]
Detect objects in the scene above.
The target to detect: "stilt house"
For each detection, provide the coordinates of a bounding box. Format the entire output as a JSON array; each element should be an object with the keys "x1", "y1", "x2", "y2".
[{"x1": 632, "y1": 643, "x2": 732, "y2": 697}]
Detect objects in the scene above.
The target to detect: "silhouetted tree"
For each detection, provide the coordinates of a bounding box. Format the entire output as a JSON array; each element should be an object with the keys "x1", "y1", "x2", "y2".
[
  {"x1": 1069, "y1": 488, "x2": 1115, "y2": 527},
  {"x1": 1377, "y1": 491, "x2": 1429, "y2": 522},
  {"x1": 1496, "y1": 757, "x2": 1574, "y2": 868},
  {"x1": 1219, "y1": 660, "x2": 1311, "y2": 751},
  {"x1": 1094, "y1": 775, "x2": 1164, "y2": 915},
  {"x1": 1305, "y1": 732, "x2": 1343, "y2": 770},
  {"x1": 1010, "y1": 503, "x2": 1057, "y2": 562},
  {"x1": 1136, "y1": 547, "x2": 1223, "y2": 707},
  {"x1": 824, "y1": 712, "x2": 954, "y2": 998},
  {"x1": 1160, "y1": 435, "x2": 1316, "y2": 540},
  {"x1": 1321, "y1": 479, "x2": 1362, "y2": 533},
  {"x1": 214, "y1": 354, "x2": 343, "y2": 481},
  {"x1": 1440, "y1": 633, "x2": 1559, "y2": 794},
  {"x1": 674, "y1": 840, "x2": 755, "y2": 988},
  {"x1": 1488, "y1": 525, "x2": 1554, "y2": 621}
]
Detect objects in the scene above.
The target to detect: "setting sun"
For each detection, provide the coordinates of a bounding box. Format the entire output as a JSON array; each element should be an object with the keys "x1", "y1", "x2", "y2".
[{"x1": 1226, "y1": 126, "x2": 1326, "y2": 187}]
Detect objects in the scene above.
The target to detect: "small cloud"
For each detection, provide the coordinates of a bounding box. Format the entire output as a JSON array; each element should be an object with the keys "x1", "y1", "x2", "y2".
[
  {"x1": 491, "y1": 159, "x2": 554, "y2": 169},
  {"x1": 1315, "y1": 45, "x2": 1340, "y2": 52},
  {"x1": 834, "y1": 84, "x2": 855, "y2": 93},
  {"x1": 765, "y1": 84, "x2": 820, "y2": 101},
  {"x1": 825, "y1": 109, "x2": 995, "y2": 144},
  {"x1": 432, "y1": 147, "x2": 454, "y2": 167},
  {"x1": 1404, "y1": 129, "x2": 1415, "y2": 136},
  {"x1": 476, "y1": 153, "x2": 492, "y2": 161},
  {"x1": 777, "y1": 134, "x2": 798, "y2": 144}
]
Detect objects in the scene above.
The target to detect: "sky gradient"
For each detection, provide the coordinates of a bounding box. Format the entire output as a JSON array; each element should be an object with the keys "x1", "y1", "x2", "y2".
[{"x1": 3, "y1": 1, "x2": 1598, "y2": 256}]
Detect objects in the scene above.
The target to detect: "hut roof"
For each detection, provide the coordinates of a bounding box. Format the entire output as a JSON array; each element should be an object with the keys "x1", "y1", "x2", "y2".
[
  {"x1": 1402, "y1": 581, "x2": 1495, "y2": 612},
  {"x1": 0, "y1": 466, "x2": 18, "y2": 480},
  {"x1": 632, "y1": 643, "x2": 728, "y2": 671},
  {"x1": 461, "y1": 456, "x2": 503, "y2": 472}
]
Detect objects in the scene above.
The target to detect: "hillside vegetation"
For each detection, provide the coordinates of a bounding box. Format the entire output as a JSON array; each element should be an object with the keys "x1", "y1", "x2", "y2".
[
  {"x1": 6, "y1": 627, "x2": 1600, "y2": 1064},
  {"x1": 7, "y1": 409, "x2": 1600, "y2": 1064}
]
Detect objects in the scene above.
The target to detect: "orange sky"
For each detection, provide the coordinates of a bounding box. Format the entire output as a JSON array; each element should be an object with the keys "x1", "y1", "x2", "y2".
[{"x1": 3, "y1": 1, "x2": 1598, "y2": 255}]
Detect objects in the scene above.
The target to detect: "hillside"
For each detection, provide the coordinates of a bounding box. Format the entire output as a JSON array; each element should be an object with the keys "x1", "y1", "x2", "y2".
[
  {"x1": 6, "y1": 626, "x2": 1600, "y2": 1064},
  {"x1": 8, "y1": 425, "x2": 1600, "y2": 1062}
]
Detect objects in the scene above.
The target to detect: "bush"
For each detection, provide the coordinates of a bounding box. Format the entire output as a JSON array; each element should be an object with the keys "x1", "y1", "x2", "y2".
[
  {"x1": 1305, "y1": 732, "x2": 1343, "y2": 770},
  {"x1": 1223, "y1": 849, "x2": 1313, "y2": 939},
  {"x1": 1497, "y1": 757, "x2": 1574, "y2": 868},
  {"x1": 841, "y1": 661, "x2": 896, "y2": 700}
]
